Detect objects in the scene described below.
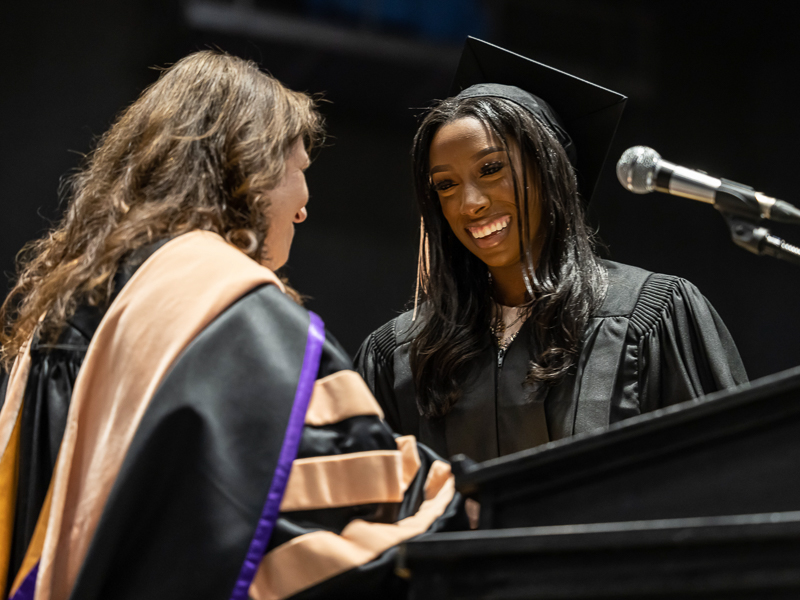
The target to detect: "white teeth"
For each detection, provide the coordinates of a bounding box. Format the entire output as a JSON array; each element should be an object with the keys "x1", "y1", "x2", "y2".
[{"x1": 471, "y1": 217, "x2": 510, "y2": 239}]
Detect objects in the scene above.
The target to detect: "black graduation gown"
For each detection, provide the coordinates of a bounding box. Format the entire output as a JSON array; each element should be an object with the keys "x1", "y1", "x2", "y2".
[
  {"x1": 1, "y1": 235, "x2": 463, "y2": 600},
  {"x1": 356, "y1": 260, "x2": 748, "y2": 463}
]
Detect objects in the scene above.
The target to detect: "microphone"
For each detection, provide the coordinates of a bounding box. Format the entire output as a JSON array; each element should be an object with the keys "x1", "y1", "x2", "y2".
[{"x1": 616, "y1": 146, "x2": 800, "y2": 225}]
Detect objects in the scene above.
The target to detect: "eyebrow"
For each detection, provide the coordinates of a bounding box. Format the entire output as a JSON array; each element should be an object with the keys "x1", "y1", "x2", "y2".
[{"x1": 429, "y1": 146, "x2": 507, "y2": 175}]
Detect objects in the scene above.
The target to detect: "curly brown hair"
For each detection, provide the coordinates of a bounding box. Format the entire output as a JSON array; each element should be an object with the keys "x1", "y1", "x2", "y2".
[{"x1": 1, "y1": 50, "x2": 324, "y2": 369}]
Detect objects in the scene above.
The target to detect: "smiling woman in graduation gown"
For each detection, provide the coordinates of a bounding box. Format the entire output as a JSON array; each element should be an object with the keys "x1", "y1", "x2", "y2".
[{"x1": 356, "y1": 39, "x2": 747, "y2": 463}]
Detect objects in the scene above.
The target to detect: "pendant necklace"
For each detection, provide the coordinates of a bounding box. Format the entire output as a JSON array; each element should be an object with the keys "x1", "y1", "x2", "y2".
[
  {"x1": 490, "y1": 303, "x2": 530, "y2": 367},
  {"x1": 488, "y1": 271, "x2": 531, "y2": 365}
]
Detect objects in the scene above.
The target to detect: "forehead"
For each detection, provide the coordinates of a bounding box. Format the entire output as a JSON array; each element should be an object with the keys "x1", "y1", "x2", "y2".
[{"x1": 429, "y1": 117, "x2": 507, "y2": 168}]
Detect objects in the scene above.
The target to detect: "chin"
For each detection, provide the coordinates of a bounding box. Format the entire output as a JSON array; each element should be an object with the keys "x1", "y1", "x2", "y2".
[
  {"x1": 474, "y1": 251, "x2": 520, "y2": 270},
  {"x1": 261, "y1": 256, "x2": 287, "y2": 271}
]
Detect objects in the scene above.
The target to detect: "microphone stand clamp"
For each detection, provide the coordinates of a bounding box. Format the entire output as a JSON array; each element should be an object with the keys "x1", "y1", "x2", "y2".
[{"x1": 723, "y1": 213, "x2": 800, "y2": 267}]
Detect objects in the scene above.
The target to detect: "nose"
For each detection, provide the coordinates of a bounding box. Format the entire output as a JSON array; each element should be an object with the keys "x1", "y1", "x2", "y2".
[
  {"x1": 461, "y1": 183, "x2": 490, "y2": 217},
  {"x1": 294, "y1": 207, "x2": 308, "y2": 223}
]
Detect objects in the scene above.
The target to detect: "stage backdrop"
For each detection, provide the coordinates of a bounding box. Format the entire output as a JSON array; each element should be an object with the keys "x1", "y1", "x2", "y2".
[{"x1": 2, "y1": 0, "x2": 798, "y2": 382}]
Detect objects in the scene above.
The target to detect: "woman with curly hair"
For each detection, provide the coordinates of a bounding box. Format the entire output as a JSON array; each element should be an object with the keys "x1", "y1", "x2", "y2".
[{"x1": 0, "y1": 51, "x2": 460, "y2": 600}]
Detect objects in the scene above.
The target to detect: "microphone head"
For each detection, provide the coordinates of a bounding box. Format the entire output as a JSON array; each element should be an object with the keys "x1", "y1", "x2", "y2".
[{"x1": 616, "y1": 146, "x2": 661, "y2": 194}]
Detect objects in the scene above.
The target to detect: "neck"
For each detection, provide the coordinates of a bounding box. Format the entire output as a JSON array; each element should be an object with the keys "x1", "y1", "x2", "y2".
[{"x1": 489, "y1": 264, "x2": 529, "y2": 306}]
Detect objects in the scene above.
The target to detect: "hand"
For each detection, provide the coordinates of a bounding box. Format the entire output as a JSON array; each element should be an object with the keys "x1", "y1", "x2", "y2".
[{"x1": 465, "y1": 498, "x2": 480, "y2": 530}]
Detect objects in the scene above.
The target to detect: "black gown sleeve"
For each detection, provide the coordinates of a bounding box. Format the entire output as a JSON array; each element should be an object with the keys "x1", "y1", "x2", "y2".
[
  {"x1": 0, "y1": 371, "x2": 7, "y2": 411},
  {"x1": 266, "y1": 319, "x2": 465, "y2": 599},
  {"x1": 8, "y1": 322, "x2": 91, "y2": 587},
  {"x1": 354, "y1": 320, "x2": 404, "y2": 433},
  {"x1": 633, "y1": 274, "x2": 748, "y2": 414}
]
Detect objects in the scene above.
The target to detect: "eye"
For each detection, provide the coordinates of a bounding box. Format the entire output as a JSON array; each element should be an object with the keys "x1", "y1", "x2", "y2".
[
  {"x1": 480, "y1": 161, "x2": 505, "y2": 176},
  {"x1": 432, "y1": 179, "x2": 455, "y2": 192}
]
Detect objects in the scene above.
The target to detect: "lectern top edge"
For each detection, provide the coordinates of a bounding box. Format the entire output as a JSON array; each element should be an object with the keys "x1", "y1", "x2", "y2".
[{"x1": 454, "y1": 365, "x2": 800, "y2": 494}]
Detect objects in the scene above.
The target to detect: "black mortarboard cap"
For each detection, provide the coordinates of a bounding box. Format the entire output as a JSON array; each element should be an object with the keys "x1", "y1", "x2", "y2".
[{"x1": 450, "y1": 37, "x2": 627, "y2": 203}]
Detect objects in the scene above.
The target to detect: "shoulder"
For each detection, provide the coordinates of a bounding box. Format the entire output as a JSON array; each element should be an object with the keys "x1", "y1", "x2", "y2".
[
  {"x1": 597, "y1": 260, "x2": 699, "y2": 318},
  {"x1": 226, "y1": 283, "x2": 351, "y2": 375},
  {"x1": 185, "y1": 283, "x2": 311, "y2": 364},
  {"x1": 222, "y1": 282, "x2": 311, "y2": 332},
  {"x1": 355, "y1": 309, "x2": 429, "y2": 389},
  {"x1": 360, "y1": 309, "x2": 426, "y2": 358},
  {"x1": 599, "y1": 260, "x2": 715, "y2": 335},
  {"x1": 595, "y1": 260, "x2": 654, "y2": 317}
]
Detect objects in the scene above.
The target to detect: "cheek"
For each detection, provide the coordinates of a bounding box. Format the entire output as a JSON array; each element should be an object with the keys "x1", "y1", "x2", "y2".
[
  {"x1": 501, "y1": 181, "x2": 522, "y2": 208},
  {"x1": 296, "y1": 176, "x2": 309, "y2": 206},
  {"x1": 438, "y1": 199, "x2": 460, "y2": 229},
  {"x1": 440, "y1": 210, "x2": 473, "y2": 248}
]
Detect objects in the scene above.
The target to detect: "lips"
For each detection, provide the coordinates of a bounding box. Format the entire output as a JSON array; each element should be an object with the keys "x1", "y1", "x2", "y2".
[{"x1": 466, "y1": 215, "x2": 512, "y2": 249}]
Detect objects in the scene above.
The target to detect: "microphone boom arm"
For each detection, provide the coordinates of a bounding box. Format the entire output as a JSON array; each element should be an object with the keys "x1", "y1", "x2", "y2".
[
  {"x1": 723, "y1": 213, "x2": 800, "y2": 267},
  {"x1": 616, "y1": 146, "x2": 800, "y2": 266}
]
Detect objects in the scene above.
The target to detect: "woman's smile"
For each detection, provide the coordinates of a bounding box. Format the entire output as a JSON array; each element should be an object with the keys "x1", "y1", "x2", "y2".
[{"x1": 467, "y1": 214, "x2": 512, "y2": 247}]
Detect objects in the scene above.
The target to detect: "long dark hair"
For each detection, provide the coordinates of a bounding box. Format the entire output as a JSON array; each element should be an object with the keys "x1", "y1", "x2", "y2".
[
  {"x1": 410, "y1": 95, "x2": 606, "y2": 419},
  {"x1": 1, "y1": 50, "x2": 324, "y2": 369}
]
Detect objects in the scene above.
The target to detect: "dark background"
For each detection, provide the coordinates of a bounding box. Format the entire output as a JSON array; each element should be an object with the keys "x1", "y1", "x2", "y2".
[{"x1": 2, "y1": 0, "x2": 799, "y2": 381}]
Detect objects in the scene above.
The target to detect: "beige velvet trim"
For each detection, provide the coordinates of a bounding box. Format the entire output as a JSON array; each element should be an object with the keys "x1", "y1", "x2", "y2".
[
  {"x1": 280, "y1": 435, "x2": 420, "y2": 512},
  {"x1": 0, "y1": 345, "x2": 31, "y2": 595},
  {"x1": 0, "y1": 343, "x2": 31, "y2": 457},
  {"x1": 10, "y1": 475, "x2": 53, "y2": 596},
  {"x1": 304, "y1": 370, "x2": 384, "y2": 426},
  {"x1": 250, "y1": 457, "x2": 454, "y2": 600},
  {"x1": 0, "y1": 407, "x2": 23, "y2": 596},
  {"x1": 394, "y1": 436, "x2": 421, "y2": 492},
  {"x1": 34, "y1": 231, "x2": 282, "y2": 600}
]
